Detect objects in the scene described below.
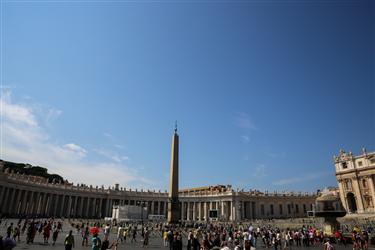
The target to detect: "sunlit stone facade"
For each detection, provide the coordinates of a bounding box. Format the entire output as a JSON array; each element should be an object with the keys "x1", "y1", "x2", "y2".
[
  {"x1": 334, "y1": 148, "x2": 375, "y2": 213},
  {"x1": 0, "y1": 161, "x2": 315, "y2": 221}
]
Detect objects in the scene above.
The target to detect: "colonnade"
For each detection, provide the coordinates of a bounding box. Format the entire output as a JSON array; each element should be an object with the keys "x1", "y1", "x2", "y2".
[
  {"x1": 180, "y1": 200, "x2": 233, "y2": 221},
  {"x1": 0, "y1": 184, "x2": 170, "y2": 218},
  {"x1": 0, "y1": 186, "x2": 108, "y2": 218},
  {"x1": 114, "y1": 199, "x2": 167, "y2": 216}
]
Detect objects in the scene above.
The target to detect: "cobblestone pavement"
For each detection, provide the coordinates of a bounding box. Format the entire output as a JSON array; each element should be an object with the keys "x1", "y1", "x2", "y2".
[{"x1": 0, "y1": 220, "x2": 373, "y2": 250}]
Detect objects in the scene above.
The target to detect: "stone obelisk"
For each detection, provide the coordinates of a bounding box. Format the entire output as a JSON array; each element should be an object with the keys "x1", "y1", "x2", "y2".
[{"x1": 167, "y1": 124, "x2": 180, "y2": 224}]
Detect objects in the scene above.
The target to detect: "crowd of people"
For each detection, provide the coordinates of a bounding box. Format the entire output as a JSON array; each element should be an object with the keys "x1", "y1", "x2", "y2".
[{"x1": 0, "y1": 218, "x2": 373, "y2": 250}]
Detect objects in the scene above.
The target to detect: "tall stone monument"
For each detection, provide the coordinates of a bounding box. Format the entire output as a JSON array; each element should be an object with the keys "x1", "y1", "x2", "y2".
[{"x1": 167, "y1": 124, "x2": 180, "y2": 223}]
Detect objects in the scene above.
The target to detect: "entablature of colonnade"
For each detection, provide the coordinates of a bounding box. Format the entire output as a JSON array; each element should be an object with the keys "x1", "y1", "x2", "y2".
[
  {"x1": 107, "y1": 190, "x2": 169, "y2": 199},
  {"x1": 234, "y1": 191, "x2": 316, "y2": 200},
  {"x1": 1, "y1": 173, "x2": 171, "y2": 199}
]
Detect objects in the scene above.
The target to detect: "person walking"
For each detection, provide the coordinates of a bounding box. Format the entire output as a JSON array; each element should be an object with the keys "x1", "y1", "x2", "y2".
[
  {"x1": 52, "y1": 223, "x2": 59, "y2": 246},
  {"x1": 131, "y1": 227, "x2": 137, "y2": 243},
  {"x1": 82, "y1": 226, "x2": 89, "y2": 246},
  {"x1": 64, "y1": 230, "x2": 75, "y2": 250},
  {"x1": 92, "y1": 233, "x2": 102, "y2": 250}
]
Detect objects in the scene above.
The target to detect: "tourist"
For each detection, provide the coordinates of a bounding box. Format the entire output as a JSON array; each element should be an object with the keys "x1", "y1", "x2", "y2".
[
  {"x1": 361, "y1": 230, "x2": 369, "y2": 250},
  {"x1": 104, "y1": 223, "x2": 111, "y2": 240},
  {"x1": 172, "y1": 233, "x2": 183, "y2": 250},
  {"x1": 64, "y1": 230, "x2": 75, "y2": 250},
  {"x1": 82, "y1": 226, "x2": 90, "y2": 246},
  {"x1": 117, "y1": 225, "x2": 123, "y2": 242},
  {"x1": 323, "y1": 239, "x2": 334, "y2": 250},
  {"x1": 123, "y1": 226, "x2": 128, "y2": 242},
  {"x1": 233, "y1": 239, "x2": 241, "y2": 250},
  {"x1": 6, "y1": 223, "x2": 13, "y2": 238},
  {"x1": 192, "y1": 233, "x2": 200, "y2": 250},
  {"x1": 11, "y1": 226, "x2": 20, "y2": 242},
  {"x1": 131, "y1": 227, "x2": 137, "y2": 243},
  {"x1": 163, "y1": 229, "x2": 169, "y2": 247},
  {"x1": 92, "y1": 232, "x2": 102, "y2": 250},
  {"x1": 143, "y1": 227, "x2": 150, "y2": 247},
  {"x1": 168, "y1": 230, "x2": 174, "y2": 250},
  {"x1": 101, "y1": 238, "x2": 110, "y2": 250},
  {"x1": 43, "y1": 221, "x2": 51, "y2": 244},
  {"x1": 187, "y1": 230, "x2": 193, "y2": 250},
  {"x1": 52, "y1": 223, "x2": 59, "y2": 246}
]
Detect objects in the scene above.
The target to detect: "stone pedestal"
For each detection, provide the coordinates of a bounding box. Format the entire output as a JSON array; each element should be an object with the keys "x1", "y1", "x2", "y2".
[
  {"x1": 167, "y1": 198, "x2": 180, "y2": 223},
  {"x1": 322, "y1": 217, "x2": 340, "y2": 236}
]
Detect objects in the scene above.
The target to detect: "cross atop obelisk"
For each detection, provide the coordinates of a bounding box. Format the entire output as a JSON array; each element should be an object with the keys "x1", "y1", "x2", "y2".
[{"x1": 167, "y1": 123, "x2": 180, "y2": 223}]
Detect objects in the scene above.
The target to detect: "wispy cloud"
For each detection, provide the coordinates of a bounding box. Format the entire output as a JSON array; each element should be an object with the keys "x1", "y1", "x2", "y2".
[
  {"x1": 63, "y1": 143, "x2": 87, "y2": 157},
  {"x1": 252, "y1": 164, "x2": 267, "y2": 178},
  {"x1": 0, "y1": 90, "x2": 155, "y2": 189},
  {"x1": 234, "y1": 112, "x2": 256, "y2": 130},
  {"x1": 273, "y1": 172, "x2": 330, "y2": 186},
  {"x1": 45, "y1": 108, "x2": 62, "y2": 126},
  {"x1": 241, "y1": 135, "x2": 250, "y2": 144},
  {"x1": 114, "y1": 144, "x2": 125, "y2": 149},
  {"x1": 94, "y1": 148, "x2": 129, "y2": 163},
  {"x1": 103, "y1": 132, "x2": 114, "y2": 139}
]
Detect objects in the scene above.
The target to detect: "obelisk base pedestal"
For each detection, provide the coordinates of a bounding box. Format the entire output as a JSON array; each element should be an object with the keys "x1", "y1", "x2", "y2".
[{"x1": 167, "y1": 200, "x2": 180, "y2": 224}]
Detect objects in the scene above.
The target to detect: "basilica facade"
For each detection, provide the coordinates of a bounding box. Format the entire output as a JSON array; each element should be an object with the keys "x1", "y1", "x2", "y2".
[{"x1": 334, "y1": 148, "x2": 375, "y2": 213}]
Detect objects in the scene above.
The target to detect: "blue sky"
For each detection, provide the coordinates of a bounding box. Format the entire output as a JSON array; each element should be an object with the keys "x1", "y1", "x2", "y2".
[{"x1": 1, "y1": 0, "x2": 374, "y2": 192}]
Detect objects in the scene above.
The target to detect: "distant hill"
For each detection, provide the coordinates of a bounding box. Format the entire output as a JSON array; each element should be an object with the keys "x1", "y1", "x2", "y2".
[{"x1": 1, "y1": 160, "x2": 66, "y2": 184}]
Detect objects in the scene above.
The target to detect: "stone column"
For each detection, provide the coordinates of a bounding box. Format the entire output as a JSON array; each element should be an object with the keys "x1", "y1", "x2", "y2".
[
  {"x1": 203, "y1": 202, "x2": 207, "y2": 221},
  {"x1": 36, "y1": 193, "x2": 43, "y2": 215},
  {"x1": 192, "y1": 202, "x2": 196, "y2": 221},
  {"x1": 97, "y1": 198, "x2": 101, "y2": 218},
  {"x1": 186, "y1": 202, "x2": 190, "y2": 221},
  {"x1": 12, "y1": 189, "x2": 21, "y2": 215},
  {"x1": 78, "y1": 197, "x2": 82, "y2": 217},
  {"x1": 352, "y1": 177, "x2": 365, "y2": 212},
  {"x1": 35, "y1": 193, "x2": 42, "y2": 215},
  {"x1": 42, "y1": 193, "x2": 48, "y2": 216},
  {"x1": 241, "y1": 201, "x2": 245, "y2": 220},
  {"x1": 28, "y1": 191, "x2": 36, "y2": 215},
  {"x1": 198, "y1": 202, "x2": 202, "y2": 221},
  {"x1": 230, "y1": 201, "x2": 235, "y2": 221},
  {"x1": 337, "y1": 180, "x2": 347, "y2": 211},
  {"x1": 47, "y1": 193, "x2": 54, "y2": 217},
  {"x1": 73, "y1": 196, "x2": 78, "y2": 217},
  {"x1": 151, "y1": 201, "x2": 155, "y2": 215},
  {"x1": 0, "y1": 187, "x2": 5, "y2": 212},
  {"x1": 34, "y1": 192, "x2": 40, "y2": 215},
  {"x1": 4, "y1": 188, "x2": 14, "y2": 215},
  {"x1": 108, "y1": 199, "x2": 113, "y2": 217},
  {"x1": 21, "y1": 190, "x2": 29, "y2": 215},
  {"x1": 43, "y1": 193, "x2": 49, "y2": 216},
  {"x1": 98, "y1": 198, "x2": 102, "y2": 218},
  {"x1": 59, "y1": 195, "x2": 65, "y2": 217},
  {"x1": 2, "y1": 188, "x2": 10, "y2": 213},
  {"x1": 88, "y1": 197, "x2": 92, "y2": 218},
  {"x1": 220, "y1": 201, "x2": 224, "y2": 220},
  {"x1": 104, "y1": 199, "x2": 110, "y2": 217},
  {"x1": 66, "y1": 196, "x2": 72, "y2": 218},
  {"x1": 183, "y1": 202, "x2": 187, "y2": 220},
  {"x1": 367, "y1": 175, "x2": 375, "y2": 211}
]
